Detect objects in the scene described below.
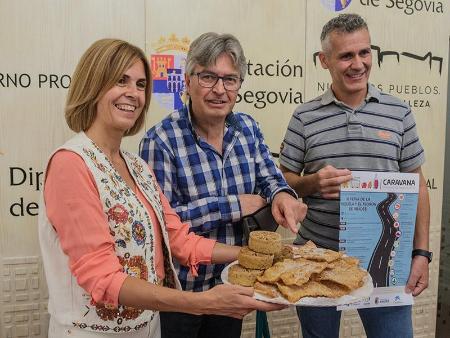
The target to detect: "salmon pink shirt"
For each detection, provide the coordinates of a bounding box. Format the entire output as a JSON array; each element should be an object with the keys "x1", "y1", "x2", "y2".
[{"x1": 44, "y1": 150, "x2": 216, "y2": 307}]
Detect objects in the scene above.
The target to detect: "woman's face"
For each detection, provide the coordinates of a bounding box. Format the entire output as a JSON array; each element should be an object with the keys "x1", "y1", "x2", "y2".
[{"x1": 95, "y1": 60, "x2": 147, "y2": 134}]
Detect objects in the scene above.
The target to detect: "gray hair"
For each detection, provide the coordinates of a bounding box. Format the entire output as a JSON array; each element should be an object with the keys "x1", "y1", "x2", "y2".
[
  {"x1": 321, "y1": 14, "x2": 369, "y2": 53},
  {"x1": 185, "y1": 32, "x2": 247, "y2": 80}
]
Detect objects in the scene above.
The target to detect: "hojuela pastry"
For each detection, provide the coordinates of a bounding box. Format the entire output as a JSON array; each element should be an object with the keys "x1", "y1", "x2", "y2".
[
  {"x1": 238, "y1": 246, "x2": 274, "y2": 269},
  {"x1": 276, "y1": 280, "x2": 350, "y2": 303},
  {"x1": 254, "y1": 282, "x2": 281, "y2": 299},
  {"x1": 249, "y1": 230, "x2": 282, "y2": 255},
  {"x1": 291, "y1": 241, "x2": 343, "y2": 263},
  {"x1": 316, "y1": 263, "x2": 367, "y2": 290},
  {"x1": 228, "y1": 264, "x2": 264, "y2": 287},
  {"x1": 257, "y1": 257, "x2": 327, "y2": 286},
  {"x1": 341, "y1": 256, "x2": 360, "y2": 266},
  {"x1": 279, "y1": 258, "x2": 328, "y2": 286},
  {"x1": 257, "y1": 259, "x2": 302, "y2": 284},
  {"x1": 276, "y1": 280, "x2": 334, "y2": 303},
  {"x1": 320, "y1": 280, "x2": 351, "y2": 297}
]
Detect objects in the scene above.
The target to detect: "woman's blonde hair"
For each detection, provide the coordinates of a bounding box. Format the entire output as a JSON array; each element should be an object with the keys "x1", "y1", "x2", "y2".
[{"x1": 65, "y1": 38, "x2": 152, "y2": 136}]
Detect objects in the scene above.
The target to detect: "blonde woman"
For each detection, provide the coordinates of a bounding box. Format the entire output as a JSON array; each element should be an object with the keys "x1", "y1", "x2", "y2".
[{"x1": 39, "y1": 38, "x2": 283, "y2": 338}]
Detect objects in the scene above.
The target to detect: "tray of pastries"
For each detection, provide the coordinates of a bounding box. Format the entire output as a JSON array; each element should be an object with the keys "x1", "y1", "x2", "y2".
[{"x1": 222, "y1": 231, "x2": 373, "y2": 306}]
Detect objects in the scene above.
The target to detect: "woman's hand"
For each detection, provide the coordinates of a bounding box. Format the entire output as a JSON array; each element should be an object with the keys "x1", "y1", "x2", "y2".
[
  {"x1": 119, "y1": 276, "x2": 286, "y2": 318},
  {"x1": 198, "y1": 284, "x2": 287, "y2": 319}
]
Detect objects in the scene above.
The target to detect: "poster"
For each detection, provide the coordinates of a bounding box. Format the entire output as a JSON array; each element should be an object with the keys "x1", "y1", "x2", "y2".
[{"x1": 338, "y1": 171, "x2": 419, "y2": 309}]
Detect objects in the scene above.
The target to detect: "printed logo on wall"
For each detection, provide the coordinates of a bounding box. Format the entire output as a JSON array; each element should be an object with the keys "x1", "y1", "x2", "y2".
[
  {"x1": 320, "y1": 0, "x2": 352, "y2": 11},
  {"x1": 150, "y1": 34, "x2": 190, "y2": 111}
]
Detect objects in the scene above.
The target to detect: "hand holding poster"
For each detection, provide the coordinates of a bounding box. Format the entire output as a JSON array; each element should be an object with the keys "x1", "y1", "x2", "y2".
[{"x1": 338, "y1": 171, "x2": 419, "y2": 310}]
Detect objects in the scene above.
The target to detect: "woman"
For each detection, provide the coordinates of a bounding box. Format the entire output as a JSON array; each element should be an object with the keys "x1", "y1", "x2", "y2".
[{"x1": 39, "y1": 38, "x2": 283, "y2": 338}]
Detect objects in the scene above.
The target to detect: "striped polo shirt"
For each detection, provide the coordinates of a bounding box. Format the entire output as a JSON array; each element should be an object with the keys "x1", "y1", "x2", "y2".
[{"x1": 279, "y1": 84, "x2": 425, "y2": 250}]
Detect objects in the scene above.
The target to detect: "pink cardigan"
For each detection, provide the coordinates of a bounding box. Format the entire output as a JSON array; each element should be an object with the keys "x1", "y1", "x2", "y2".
[{"x1": 44, "y1": 150, "x2": 216, "y2": 306}]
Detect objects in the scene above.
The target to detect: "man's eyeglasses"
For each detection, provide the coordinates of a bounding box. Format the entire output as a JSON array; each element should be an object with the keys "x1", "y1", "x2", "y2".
[{"x1": 192, "y1": 72, "x2": 243, "y2": 91}]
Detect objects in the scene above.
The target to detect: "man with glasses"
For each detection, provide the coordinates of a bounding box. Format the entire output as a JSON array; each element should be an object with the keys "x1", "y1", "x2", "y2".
[
  {"x1": 279, "y1": 13, "x2": 430, "y2": 338},
  {"x1": 139, "y1": 32, "x2": 307, "y2": 338}
]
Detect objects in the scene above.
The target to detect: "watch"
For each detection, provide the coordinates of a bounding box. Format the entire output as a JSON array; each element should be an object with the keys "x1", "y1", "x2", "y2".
[{"x1": 412, "y1": 249, "x2": 433, "y2": 263}]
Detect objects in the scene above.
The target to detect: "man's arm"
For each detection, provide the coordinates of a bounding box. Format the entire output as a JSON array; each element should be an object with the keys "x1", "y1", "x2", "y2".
[
  {"x1": 251, "y1": 120, "x2": 297, "y2": 200},
  {"x1": 249, "y1": 120, "x2": 307, "y2": 232},
  {"x1": 279, "y1": 164, "x2": 351, "y2": 199},
  {"x1": 405, "y1": 166, "x2": 430, "y2": 296}
]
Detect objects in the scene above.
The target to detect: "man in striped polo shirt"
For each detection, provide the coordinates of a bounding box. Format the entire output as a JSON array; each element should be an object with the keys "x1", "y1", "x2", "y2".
[{"x1": 280, "y1": 13, "x2": 430, "y2": 338}]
